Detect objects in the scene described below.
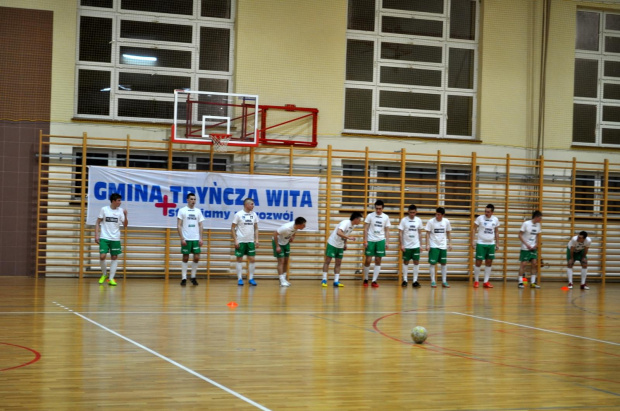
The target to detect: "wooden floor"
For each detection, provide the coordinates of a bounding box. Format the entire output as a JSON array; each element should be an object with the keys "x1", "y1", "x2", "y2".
[{"x1": 1, "y1": 276, "x2": 620, "y2": 410}]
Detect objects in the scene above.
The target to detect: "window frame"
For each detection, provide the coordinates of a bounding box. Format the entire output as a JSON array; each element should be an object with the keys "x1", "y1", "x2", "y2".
[
  {"x1": 574, "y1": 9, "x2": 620, "y2": 147},
  {"x1": 573, "y1": 172, "x2": 620, "y2": 217},
  {"x1": 344, "y1": 0, "x2": 480, "y2": 140},
  {"x1": 341, "y1": 161, "x2": 472, "y2": 214},
  {"x1": 75, "y1": 1, "x2": 235, "y2": 123}
]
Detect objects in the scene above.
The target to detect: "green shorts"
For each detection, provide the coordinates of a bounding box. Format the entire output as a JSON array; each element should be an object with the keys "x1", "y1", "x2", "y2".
[
  {"x1": 566, "y1": 247, "x2": 586, "y2": 262},
  {"x1": 99, "y1": 239, "x2": 122, "y2": 256},
  {"x1": 428, "y1": 248, "x2": 447, "y2": 265},
  {"x1": 519, "y1": 249, "x2": 538, "y2": 262},
  {"x1": 365, "y1": 239, "x2": 386, "y2": 257},
  {"x1": 181, "y1": 240, "x2": 201, "y2": 255},
  {"x1": 235, "y1": 242, "x2": 256, "y2": 257},
  {"x1": 272, "y1": 240, "x2": 291, "y2": 258},
  {"x1": 402, "y1": 248, "x2": 420, "y2": 262},
  {"x1": 475, "y1": 244, "x2": 496, "y2": 261},
  {"x1": 325, "y1": 243, "x2": 345, "y2": 259}
]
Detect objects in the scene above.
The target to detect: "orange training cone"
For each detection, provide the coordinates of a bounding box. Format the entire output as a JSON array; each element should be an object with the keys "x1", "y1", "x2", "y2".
[{"x1": 227, "y1": 301, "x2": 238, "y2": 308}]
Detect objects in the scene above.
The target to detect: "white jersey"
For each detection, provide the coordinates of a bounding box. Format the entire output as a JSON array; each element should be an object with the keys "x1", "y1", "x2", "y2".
[
  {"x1": 98, "y1": 206, "x2": 125, "y2": 241},
  {"x1": 398, "y1": 216, "x2": 423, "y2": 249},
  {"x1": 276, "y1": 221, "x2": 298, "y2": 246},
  {"x1": 233, "y1": 210, "x2": 259, "y2": 243},
  {"x1": 365, "y1": 212, "x2": 391, "y2": 242},
  {"x1": 474, "y1": 215, "x2": 500, "y2": 245},
  {"x1": 520, "y1": 220, "x2": 541, "y2": 250},
  {"x1": 177, "y1": 206, "x2": 205, "y2": 241},
  {"x1": 567, "y1": 235, "x2": 591, "y2": 251},
  {"x1": 328, "y1": 219, "x2": 356, "y2": 249},
  {"x1": 425, "y1": 217, "x2": 451, "y2": 249}
]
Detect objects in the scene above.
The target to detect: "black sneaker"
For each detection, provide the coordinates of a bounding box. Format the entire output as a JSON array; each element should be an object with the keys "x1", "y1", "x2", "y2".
[
  {"x1": 401, "y1": 281, "x2": 408, "y2": 287},
  {"x1": 363, "y1": 279, "x2": 369, "y2": 287},
  {"x1": 191, "y1": 278, "x2": 198, "y2": 286},
  {"x1": 180, "y1": 279, "x2": 187, "y2": 286},
  {"x1": 412, "y1": 281, "x2": 421, "y2": 288},
  {"x1": 518, "y1": 283, "x2": 524, "y2": 289}
]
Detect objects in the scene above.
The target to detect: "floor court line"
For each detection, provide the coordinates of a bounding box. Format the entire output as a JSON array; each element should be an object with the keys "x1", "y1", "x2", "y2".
[
  {"x1": 451, "y1": 312, "x2": 620, "y2": 346},
  {"x1": 52, "y1": 302, "x2": 272, "y2": 411},
  {"x1": 0, "y1": 311, "x2": 442, "y2": 315}
]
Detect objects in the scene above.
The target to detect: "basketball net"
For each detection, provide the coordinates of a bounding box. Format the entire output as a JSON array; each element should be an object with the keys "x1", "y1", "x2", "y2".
[{"x1": 211, "y1": 134, "x2": 231, "y2": 152}]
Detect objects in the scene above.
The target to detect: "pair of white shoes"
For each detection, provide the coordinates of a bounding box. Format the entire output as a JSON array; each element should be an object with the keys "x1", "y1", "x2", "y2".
[{"x1": 280, "y1": 278, "x2": 291, "y2": 287}]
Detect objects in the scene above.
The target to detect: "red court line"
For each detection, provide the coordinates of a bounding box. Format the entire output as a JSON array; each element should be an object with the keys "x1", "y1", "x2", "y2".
[
  {"x1": 0, "y1": 342, "x2": 41, "y2": 371},
  {"x1": 372, "y1": 311, "x2": 620, "y2": 384}
]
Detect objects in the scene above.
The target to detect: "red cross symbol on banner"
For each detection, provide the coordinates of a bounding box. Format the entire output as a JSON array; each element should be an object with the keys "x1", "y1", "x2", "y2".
[{"x1": 155, "y1": 195, "x2": 177, "y2": 216}]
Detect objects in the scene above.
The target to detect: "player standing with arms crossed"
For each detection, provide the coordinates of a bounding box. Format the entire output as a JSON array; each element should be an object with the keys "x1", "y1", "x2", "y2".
[
  {"x1": 177, "y1": 192, "x2": 204, "y2": 286},
  {"x1": 95, "y1": 193, "x2": 128, "y2": 286},
  {"x1": 232, "y1": 198, "x2": 259, "y2": 286},
  {"x1": 425, "y1": 207, "x2": 452, "y2": 288},
  {"x1": 272, "y1": 217, "x2": 307, "y2": 287},
  {"x1": 321, "y1": 212, "x2": 363, "y2": 287},
  {"x1": 363, "y1": 200, "x2": 391, "y2": 288},
  {"x1": 518, "y1": 210, "x2": 543, "y2": 289},
  {"x1": 399, "y1": 204, "x2": 423, "y2": 287},
  {"x1": 472, "y1": 204, "x2": 500, "y2": 288},
  {"x1": 566, "y1": 231, "x2": 592, "y2": 290}
]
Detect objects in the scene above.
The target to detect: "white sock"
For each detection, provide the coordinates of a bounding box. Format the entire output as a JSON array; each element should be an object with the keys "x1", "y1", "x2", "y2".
[
  {"x1": 581, "y1": 268, "x2": 587, "y2": 285},
  {"x1": 100, "y1": 260, "x2": 107, "y2": 277},
  {"x1": 567, "y1": 267, "x2": 573, "y2": 283},
  {"x1": 279, "y1": 274, "x2": 286, "y2": 283},
  {"x1": 441, "y1": 265, "x2": 447, "y2": 283},
  {"x1": 429, "y1": 265, "x2": 436, "y2": 283},
  {"x1": 191, "y1": 261, "x2": 198, "y2": 278},
  {"x1": 484, "y1": 266, "x2": 491, "y2": 283},
  {"x1": 518, "y1": 275, "x2": 523, "y2": 283},
  {"x1": 413, "y1": 265, "x2": 419, "y2": 282},
  {"x1": 109, "y1": 260, "x2": 118, "y2": 280},
  {"x1": 322, "y1": 272, "x2": 327, "y2": 281},
  {"x1": 236, "y1": 262, "x2": 243, "y2": 280},
  {"x1": 363, "y1": 266, "x2": 369, "y2": 281},
  {"x1": 181, "y1": 262, "x2": 188, "y2": 280},
  {"x1": 531, "y1": 274, "x2": 537, "y2": 284},
  {"x1": 334, "y1": 273, "x2": 340, "y2": 282},
  {"x1": 372, "y1": 266, "x2": 381, "y2": 282},
  {"x1": 402, "y1": 264, "x2": 409, "y2": 282},
  {"x1": 249, "y1": 263, "x2": 255, "y2": 280},
  {"x1": 474, "y1": 266, "x2": 480, "y2": 282}
]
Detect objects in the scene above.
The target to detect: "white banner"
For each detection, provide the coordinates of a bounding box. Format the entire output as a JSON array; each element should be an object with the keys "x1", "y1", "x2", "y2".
[{"x1": 86, "y1": 167, "x2": 319, "y2": 231}]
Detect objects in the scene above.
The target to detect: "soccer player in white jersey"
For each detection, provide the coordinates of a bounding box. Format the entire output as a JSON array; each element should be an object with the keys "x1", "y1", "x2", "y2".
[
  {"x1": 231, "y1": 198, "x2": 260, "y2": 286},
  {"x1": 399, "y1": 204, "x2": 423, "y2": 288},
  {"x1": 177, "y1": 192, "x2": 205, "y2": 286},
  {"x1": 425, "y1": 207, "x2": 452, "y2": 288},
  {"x1": 363, "y1": 200, "x2": 391, "y2": 288},
  {"x1": 95, "y1": 193, "x2": 128, "y2": 286},
  {"x1": 272, "y1": 217, "x2": 307, "y2": 287},
  {"x1": 518, "y1": 210, "x2": 543, "y2": 289},
  {"x1": 472, "y1": 204, "x2": 500, "y2": 289},
  {"x1": 566, "y1": 231, "x2": 592, "y2": 290},
  {"x1": 322, "y1": 212, "x2": 363, "y2": 287}
]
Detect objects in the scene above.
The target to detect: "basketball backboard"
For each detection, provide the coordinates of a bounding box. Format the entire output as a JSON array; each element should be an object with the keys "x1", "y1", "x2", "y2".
[{"x1": 171, "y1": 90, "x2": 259, "y2": 147}]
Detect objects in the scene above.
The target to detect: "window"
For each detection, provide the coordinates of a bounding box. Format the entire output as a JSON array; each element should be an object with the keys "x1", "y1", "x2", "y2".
[
  {"x1": 76, "y1": 0, "x2": 234, "y2": 122},
  {"x1": 575, "y1": 174, "x2": 597, "y2": 213},
  {"x1": 341, "y1": 162, "x2": 471, "y2": 212},
  {"x1": 345, "y1": 0, "x2": 479, "y2": 139},
  {"x1": 574, "y1": 173, "x2": 620, "y2": 216},
  {"x1": 74, "y1": 152, "x2": 110, "y2": 197},
  {"x1": 573, "y1": 10, "x2": 620, "y2": 147},
  {"x1": 116, "y1": 154, "x2": 190, "y2": 169}
]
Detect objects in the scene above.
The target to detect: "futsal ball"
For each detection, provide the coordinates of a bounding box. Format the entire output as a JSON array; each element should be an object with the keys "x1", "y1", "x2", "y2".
[{"x1": 411, "y1": 326, "x2": 428, "y2": 344}]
